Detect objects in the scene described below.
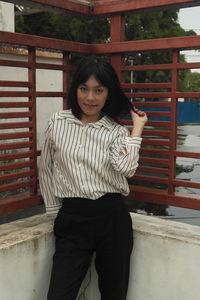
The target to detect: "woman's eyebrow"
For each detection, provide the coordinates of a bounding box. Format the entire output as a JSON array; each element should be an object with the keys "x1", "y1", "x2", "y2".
[{"x1": 80, "y1": 83, "x2": 104, "y2": 88}]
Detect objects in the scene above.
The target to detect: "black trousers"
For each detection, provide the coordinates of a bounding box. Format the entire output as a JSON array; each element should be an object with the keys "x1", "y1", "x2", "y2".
[{"x1": 47, "y1": 193, "x2": 133, "y2": 300}]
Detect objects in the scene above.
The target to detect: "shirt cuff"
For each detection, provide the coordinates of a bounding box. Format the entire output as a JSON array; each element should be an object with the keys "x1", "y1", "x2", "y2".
[
  {"x1": 125, "y1": 136, "x2": 142, "y2": 147},
  {"x1": 46, "y1": 205, "x2": 61, "y2": 216}
]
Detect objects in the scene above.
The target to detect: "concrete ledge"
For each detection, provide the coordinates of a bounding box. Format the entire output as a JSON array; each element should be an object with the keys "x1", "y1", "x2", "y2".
[
  {"x1": 0, "y1": 214, "x2": 53, "y2": 250},
  {"x1": 1, "y1": 213, "x2": 200, "y2": 300},
  {"x1": 2, "y1": 212, "x2": 200, "y2": 250},
  {"x1": 133, "y1": 213, "x2": 200, "y2": 245}
]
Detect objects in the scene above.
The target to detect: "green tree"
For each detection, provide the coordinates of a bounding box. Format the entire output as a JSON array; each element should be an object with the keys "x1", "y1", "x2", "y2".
[
  {"x1": 124, "y1": 10, "x2": 196, "y2": 87},
  {"x1": 125, "y1": 9, "x2": 193, "y2": 41},
  {"x1": 15, "y1": 8, "x2": 196, "y2": 84},
  {"x1": 182, "y1": 71, "x2": 200, "y2": 92},
  {"x1": 180, "y1": 71, "x2": 200, "y2": 101},
  {"x1": 15, "y1": 10, "x2": 109, "y2": 43},
  {"x1": 15, "y1": 8, "x2": 194, "y2": 44}
]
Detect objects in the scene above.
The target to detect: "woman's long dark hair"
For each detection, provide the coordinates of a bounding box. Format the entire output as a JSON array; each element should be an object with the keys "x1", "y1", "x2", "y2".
[{"x1": 67, "y1": 56, "x2": 133, "y2": 122}]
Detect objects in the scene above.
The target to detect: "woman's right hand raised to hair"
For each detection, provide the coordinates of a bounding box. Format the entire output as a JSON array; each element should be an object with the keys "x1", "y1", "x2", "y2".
[{"x1": 130, "y1": 108, "x2": 148, "y2": 137}]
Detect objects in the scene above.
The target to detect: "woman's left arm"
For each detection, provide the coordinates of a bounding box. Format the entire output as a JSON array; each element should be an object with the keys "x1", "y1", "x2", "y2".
[
  {"x1": 130, "y1": 108, "x2": 148, "y2": 137},
  {"x1": 109, "y1": 109, "x2": 148, "y2": 177}
]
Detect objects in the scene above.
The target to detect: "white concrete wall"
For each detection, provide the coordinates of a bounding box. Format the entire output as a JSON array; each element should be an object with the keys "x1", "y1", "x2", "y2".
[
  {"x1": 0, "y1": 1, "x2": 14, "y2": 32},
  {"x1": 1, "y1": 213, "x2": 200, "y2": 300}
]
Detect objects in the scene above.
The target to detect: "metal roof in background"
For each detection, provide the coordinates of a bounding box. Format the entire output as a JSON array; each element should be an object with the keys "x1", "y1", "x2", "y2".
[
  {"x1": 3, "y1": 0, "x2": 200, "y2": 16},
  {"x1": 2, "y1": 0, "x2": 91, "y2": 15}
]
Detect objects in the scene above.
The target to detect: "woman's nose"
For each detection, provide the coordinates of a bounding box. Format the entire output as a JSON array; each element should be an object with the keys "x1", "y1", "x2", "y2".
[{"x1": 87, "y1": 90, "x2": 94, "y2": 100}]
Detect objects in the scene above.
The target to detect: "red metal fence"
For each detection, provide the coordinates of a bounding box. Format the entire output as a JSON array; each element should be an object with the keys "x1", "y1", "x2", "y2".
[{"x1": 0, "y1": 4, "x2": 200, "y2": 215}]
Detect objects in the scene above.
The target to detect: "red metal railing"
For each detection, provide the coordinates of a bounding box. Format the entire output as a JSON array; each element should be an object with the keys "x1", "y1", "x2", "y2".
[
  {"x1": 106, "y1": 15, "x2": 200, "y2": 209},
  {"x1": 0, "y1": 0, "x2": 200, "y2": 214},
  {"x1": 0, "y1": 34, "x2": 86, "y2": 214}
]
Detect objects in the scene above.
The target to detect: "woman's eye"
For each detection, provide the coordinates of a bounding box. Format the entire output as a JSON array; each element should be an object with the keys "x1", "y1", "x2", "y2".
[
  {"x1": 96, "y1": 88, "x2": 103, "y2": 94},
  {"x1": 80, "y1": 87, "x2": 87, "y2": 92}
]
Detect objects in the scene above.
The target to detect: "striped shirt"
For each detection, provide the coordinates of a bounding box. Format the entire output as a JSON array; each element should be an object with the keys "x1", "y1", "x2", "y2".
[{"x1": 39, "y1": 109, "x2": 142, "y2": 215}]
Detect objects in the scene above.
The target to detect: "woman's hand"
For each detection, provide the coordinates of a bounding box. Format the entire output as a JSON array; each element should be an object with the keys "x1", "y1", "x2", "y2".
[{"x1": 130, "y1": 108, "x2": 148, "y2": 137}]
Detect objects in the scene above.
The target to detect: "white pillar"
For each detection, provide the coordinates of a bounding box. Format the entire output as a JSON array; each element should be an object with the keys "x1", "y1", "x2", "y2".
[{"x1": 0, "y1": 1, "x2": 14, "y2": 32}]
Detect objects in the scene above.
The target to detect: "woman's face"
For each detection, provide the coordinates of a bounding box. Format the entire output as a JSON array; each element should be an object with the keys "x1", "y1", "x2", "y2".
[{"x1": 77, "y1": 75, "x2": 108, "y2": 123}]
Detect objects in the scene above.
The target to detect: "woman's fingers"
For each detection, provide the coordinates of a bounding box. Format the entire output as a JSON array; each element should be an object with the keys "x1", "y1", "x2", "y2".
[
  {"x1": 131, "y1": 109, "x2": 146, "y2": 117},
  {"x1": 130, "y1": 109, "x2": 148, "y2": 124}
]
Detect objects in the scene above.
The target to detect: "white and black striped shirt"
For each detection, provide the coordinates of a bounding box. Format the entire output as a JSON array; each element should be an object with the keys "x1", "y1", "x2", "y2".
[{"x1": 39, "y1": 109, "x2": 142, "y2": 215}]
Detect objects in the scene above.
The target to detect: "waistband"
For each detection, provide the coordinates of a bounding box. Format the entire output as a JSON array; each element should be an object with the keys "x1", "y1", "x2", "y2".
[{"x1": 61, "y1": 193, "x2": 123, "y2": 212}]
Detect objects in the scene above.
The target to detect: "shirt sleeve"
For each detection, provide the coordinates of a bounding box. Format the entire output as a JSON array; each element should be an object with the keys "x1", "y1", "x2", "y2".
[
  {"x1": 38, "y1": 116, "x2": 62, "y2": 216},
  {"x1": 109, "y1": 126, "x2": 142, "y2": 178}
]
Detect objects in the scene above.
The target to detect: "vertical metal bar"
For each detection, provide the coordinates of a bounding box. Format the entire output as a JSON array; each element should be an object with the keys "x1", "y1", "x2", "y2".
[
  {"x1": 168, "y1": 49, "x2": 179, "y2": 194},
  {"x1": 63, "y1": 52, "x2": 70, "y2": 110},
  {"x1": 28, "y1": 47, "x2": 37, "y2": 195},
  {"x1": 110, "y1": 14, "x2": 125, "y2": 81},
  {"x1": 110, "y1": 14, "x2": 125, "y2": 42}
]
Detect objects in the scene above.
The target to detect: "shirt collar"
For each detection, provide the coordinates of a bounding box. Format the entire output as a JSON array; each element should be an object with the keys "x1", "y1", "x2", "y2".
[
  {"x1": 58, "y1": 109, "x2": 114, "y2": 130},
  {"x1": 94, "y1": 116, "x2": 114, "y2": 130}
]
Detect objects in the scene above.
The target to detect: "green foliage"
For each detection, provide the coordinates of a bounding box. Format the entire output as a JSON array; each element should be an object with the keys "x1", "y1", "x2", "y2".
[
  {"x1": 125, "y1": 9, "x2": 193, "y2": 41},
  {"x1": 181, "y1": 71, "x2": 200, "y2": 92},
  {"x1": 188, "y1": 72, "x2": 200, "y2": 92},
  {"x1": 121, "y1": 9, "x2": 196, "y2": 87},
  {"x1": 15, "y1": 8, "x2": 199, "y2": 95},
  {"x1": 15, "y1": 8, "x2": 196, "y2": 44},
  {"x1": 179, "y1": 71, "x2": 200, "y2": 101},
  {"x1": 15, "y1": 12, "x2": 109, "y2": 43},
  {"x1": 124, "y1": 10, "x2": 195, "y2": 78}
]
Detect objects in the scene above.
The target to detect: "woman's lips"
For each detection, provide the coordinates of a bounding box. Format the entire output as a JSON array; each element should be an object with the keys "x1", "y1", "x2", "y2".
[{"x1": 84, "y1": 103, "x2": 97, "y2": 109}]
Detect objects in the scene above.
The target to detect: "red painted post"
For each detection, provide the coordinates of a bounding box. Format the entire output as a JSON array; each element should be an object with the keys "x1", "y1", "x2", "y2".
[
  {"x1": 28, "y1": 47, "x2": 37, "y2": 195},
  {"x1": 63, "y1": 52, "x2": 70, "y2": 110},
  {"x1": 110, "y1": 14, "x2": 125, "y2": 81},
  {"x1": 168, "y1": 49, "x2": 179, "y2": 194}
]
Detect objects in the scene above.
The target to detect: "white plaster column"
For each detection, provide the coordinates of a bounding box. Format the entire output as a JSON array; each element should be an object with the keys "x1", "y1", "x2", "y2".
[{"x1": 0, "y1": 1, "x2": 14, "y2": 32}]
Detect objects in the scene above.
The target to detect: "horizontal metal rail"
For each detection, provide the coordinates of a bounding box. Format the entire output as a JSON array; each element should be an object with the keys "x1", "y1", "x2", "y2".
[{"x1": 0, "y1": 12, "x2": 200, "y2": 214}]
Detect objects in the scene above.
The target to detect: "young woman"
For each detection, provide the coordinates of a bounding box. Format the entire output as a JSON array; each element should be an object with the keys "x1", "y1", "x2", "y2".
[{"x1": 39, "y1": 55, "x2": 147, "y2": 300}]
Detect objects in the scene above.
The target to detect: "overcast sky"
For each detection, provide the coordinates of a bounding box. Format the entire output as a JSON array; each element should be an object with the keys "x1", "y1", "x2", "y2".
[
  {"x1": 178, "y1": 6, "x2": 200, "y2": 34},
  {"x1": 178, "y1": 6, "x2": 200, "y2": 69}
]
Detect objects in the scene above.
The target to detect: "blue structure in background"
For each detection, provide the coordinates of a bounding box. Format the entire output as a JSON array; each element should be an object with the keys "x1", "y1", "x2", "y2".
[
  {"x1": 178, "y1": 102, "x2": 200, "y2": 124},
  {"x1": 140, "y1": 106, "x2": 170, "y2": 121},
  {"x1": 127, "y1": 102, "x2": 200, "y2": 123}
]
